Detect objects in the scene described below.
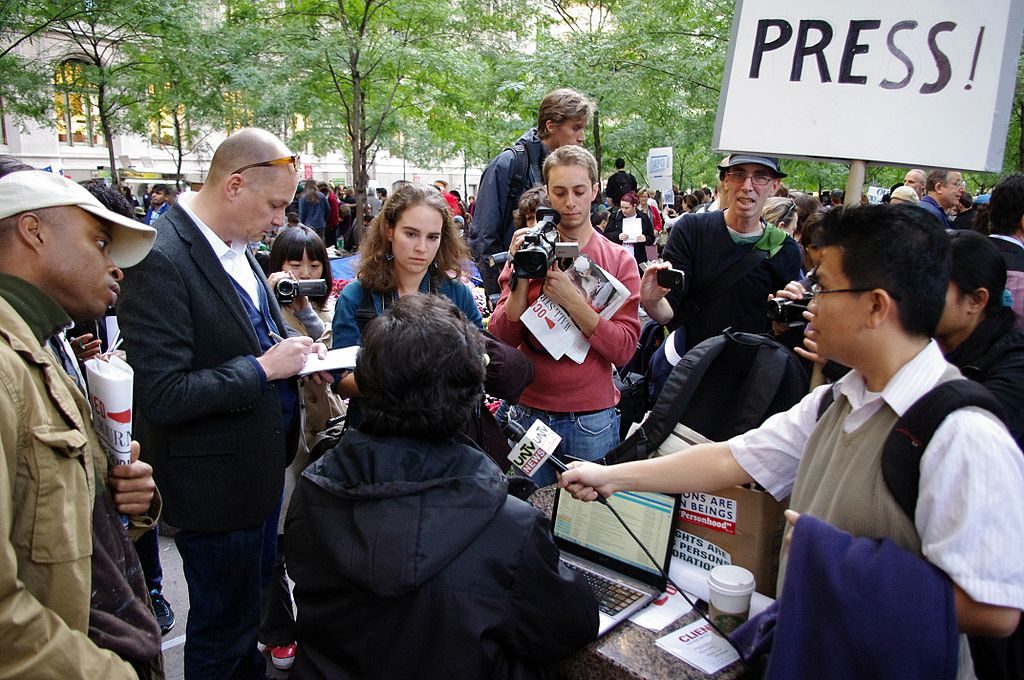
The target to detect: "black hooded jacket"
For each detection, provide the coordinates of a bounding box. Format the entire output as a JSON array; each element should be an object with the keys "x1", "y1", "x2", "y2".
[{"x1": 285, "y1": 430, "x2": 598, "y2": 679}]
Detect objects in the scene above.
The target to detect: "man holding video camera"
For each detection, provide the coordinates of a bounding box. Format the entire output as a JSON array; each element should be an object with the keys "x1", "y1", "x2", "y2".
[
  {"x1": 118, "y1": 128, "x2": 328, "y2": 678},
  {"x1": 490, "y1": 146, "x2": 640, "y2": 485}
]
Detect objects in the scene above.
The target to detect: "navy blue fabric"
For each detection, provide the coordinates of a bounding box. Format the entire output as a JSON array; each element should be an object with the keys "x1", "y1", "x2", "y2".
[
  {"x1": 731, "y1": 514, "x2": 958, "y2": 680},
  {"x1": 174, "y1": 500, "x2": 280, "y2": 680},
  {"x1": 229, "y1": 277, "x2": 297, "y2": 435}
]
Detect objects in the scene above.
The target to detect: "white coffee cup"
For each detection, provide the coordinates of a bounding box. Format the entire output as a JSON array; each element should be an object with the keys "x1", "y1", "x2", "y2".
[{"x1": 707, "y1": 565, "x2": 755, "y2": 634}]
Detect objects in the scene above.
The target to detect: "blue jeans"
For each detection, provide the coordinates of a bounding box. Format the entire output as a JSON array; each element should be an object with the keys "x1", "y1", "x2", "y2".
[
  {"x1": 509, "y1": 404, "x2": 619, "y2": 487},
  {"x1": 174, "y1": 500, "x2": 280, "y2": 680}
]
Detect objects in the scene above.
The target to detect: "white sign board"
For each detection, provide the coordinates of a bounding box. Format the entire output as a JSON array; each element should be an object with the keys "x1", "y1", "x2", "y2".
[
  {"x1": 714, "y1": 1, "x2": 1024, "y2": 172},
  {"x1": 646, "y1": 147, "x2": 674, "y2": 192}
]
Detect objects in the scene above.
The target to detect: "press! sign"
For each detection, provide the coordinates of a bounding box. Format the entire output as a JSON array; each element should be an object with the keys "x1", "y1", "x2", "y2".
[{"x1": 714, "y1": 0, "x2": 1024, "y2": 171}]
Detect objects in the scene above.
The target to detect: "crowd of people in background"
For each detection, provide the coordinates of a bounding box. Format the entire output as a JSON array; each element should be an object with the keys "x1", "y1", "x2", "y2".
[{"x1": 3, "y1": 81, "x2": 1024, "y2": 680}]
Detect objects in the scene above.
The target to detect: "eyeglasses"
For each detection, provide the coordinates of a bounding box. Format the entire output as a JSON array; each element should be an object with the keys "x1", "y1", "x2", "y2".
[
  {"x1": 808, "y1": 283, "x2": 873, "y2": 297},
  {"x1": 723, "y1": 170, "x2": 776, "y2": 187},
  {"x1": 230, "y1": 154, "x2": 300, "y2": 176},
  {"x1": 808, "y1": 281, "x2": 902, "y2": 301}
]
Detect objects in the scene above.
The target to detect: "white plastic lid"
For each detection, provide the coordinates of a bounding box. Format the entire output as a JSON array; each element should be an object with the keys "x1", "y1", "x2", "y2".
[{"x1": 708, "y1": 565, "x2": 755, "y2": 595}]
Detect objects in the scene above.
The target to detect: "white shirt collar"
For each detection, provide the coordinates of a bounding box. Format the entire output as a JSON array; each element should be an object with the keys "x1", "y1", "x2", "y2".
[
  {"x1": 833, "y1": 340, "x2": 951, "y2": 418},
  {"x1": 990, "y1": 233, "x2": 1024, "y2": 251},
  {"x1": 177, "y1": 193, "x2": 248, "y2": 262}
]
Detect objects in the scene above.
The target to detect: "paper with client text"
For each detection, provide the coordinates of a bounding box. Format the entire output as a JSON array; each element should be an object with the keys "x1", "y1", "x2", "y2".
[{"x1": 656, "y1": 619, "x2": 739, "y2": 674}]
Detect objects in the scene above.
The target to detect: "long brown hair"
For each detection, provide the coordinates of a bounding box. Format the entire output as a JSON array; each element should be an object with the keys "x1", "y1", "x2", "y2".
[{"x1": 357, "y1": 183, "x2": 470, "y2": 292}]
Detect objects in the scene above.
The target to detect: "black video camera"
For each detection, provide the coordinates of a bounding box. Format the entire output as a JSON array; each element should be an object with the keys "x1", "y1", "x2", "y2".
[
  {"x1": 275, "y1": 278, "x2": 328, "y2": 305},
  {"x1": 513, "y1": 207, "x2": 580, "y2": 279},
  {"x1": 765, "y1": 295, "x2": 813, "y2": 324}
]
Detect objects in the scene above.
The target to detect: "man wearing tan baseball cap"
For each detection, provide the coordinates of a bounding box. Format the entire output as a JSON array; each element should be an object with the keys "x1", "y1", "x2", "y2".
[{"x1": 0, "y1": 165, "x2": 161, "y2": 677}]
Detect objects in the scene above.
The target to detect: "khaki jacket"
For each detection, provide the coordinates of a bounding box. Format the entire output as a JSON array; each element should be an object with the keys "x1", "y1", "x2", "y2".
[{"x1": 0, "y1": 296, "x2": 142, "y2": 678}]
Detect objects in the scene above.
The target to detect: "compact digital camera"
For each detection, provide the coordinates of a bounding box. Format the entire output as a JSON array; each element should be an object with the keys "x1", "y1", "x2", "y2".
[{"x1": 274, "y1": 278, "x2": 328, "y2": 305}]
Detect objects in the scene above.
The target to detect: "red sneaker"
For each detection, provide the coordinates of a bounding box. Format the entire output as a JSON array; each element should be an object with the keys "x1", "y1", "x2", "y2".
[{"x1": 269, "y1": 643, "x2": 297, "y2": 670}]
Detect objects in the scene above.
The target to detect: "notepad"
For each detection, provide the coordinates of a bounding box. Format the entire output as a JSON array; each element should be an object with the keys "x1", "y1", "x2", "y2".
[{"x1": 298, "y1": 345, "x2": 359, "y2": 376}]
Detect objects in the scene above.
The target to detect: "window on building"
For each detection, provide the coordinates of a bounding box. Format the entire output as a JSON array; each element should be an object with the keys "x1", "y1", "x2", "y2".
[{"x1": 54, "y1": 60, "x2": 103, "y2": 146}]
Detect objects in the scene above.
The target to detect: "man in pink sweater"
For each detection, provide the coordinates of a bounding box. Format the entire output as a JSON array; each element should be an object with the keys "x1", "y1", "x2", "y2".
[{"x1": 490, "y1": 145, "x2": 640, "y2": 485}]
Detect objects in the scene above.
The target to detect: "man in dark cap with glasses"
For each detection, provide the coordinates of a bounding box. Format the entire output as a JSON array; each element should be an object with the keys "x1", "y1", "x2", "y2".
[
  {"x1": 642, "y1": 154, "x2": 801, "y2": 369},
  {"x1": 118, "y1": 128, "x2": 328, "y2": 678}
]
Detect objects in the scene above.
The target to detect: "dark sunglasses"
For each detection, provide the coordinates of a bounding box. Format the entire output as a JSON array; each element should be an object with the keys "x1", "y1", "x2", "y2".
[{"x1": 230, "y1": 154, "x2": 300, "y2": 175}]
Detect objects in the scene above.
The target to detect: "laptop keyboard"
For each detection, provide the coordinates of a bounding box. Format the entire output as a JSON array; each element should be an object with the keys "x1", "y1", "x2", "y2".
[{"x1": 565, "y1": 562, "x2": 645, "y2": 616}]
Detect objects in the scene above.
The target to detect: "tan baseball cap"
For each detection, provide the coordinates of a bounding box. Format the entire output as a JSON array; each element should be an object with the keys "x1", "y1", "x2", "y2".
[{"x1": 0, "y1": 171, "x2": 157, "y2": 267}]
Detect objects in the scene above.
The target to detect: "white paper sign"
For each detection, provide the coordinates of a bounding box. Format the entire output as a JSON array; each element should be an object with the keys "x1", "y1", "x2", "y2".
[
  {"x1": 714, "y1": 1, "x2": 1024, "y2": 171},
  {"x1": 622, "y1": 217, "x2": 643, "y2": 244},
  {"x1": 84, "y1": 356, "x2": 134, "y2": 465},
  {"x1": 656, "y1": 619, "x2": 740, "y2": 674},
  {"x1": 647, "y1": 147, "x2": 674, "y2": 192}
]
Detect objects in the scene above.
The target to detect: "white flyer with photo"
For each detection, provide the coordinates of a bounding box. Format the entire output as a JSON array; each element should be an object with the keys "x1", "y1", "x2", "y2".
[
  {"x1": 520, "y1": 255, "x2": 630, "y2": 364},
  {"x1": 655, "y1": 619, "x2": 740, "y2": 674}
]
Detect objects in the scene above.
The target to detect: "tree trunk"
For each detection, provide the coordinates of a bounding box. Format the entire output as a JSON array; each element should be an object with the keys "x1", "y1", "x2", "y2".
[
  {"x1": 592, "y1": 110, "x2": 602, "y2": 178},
  {"x1": 350, "y1": 66, "x2": 366, "y2": 235},
  {"x1": 97, "y1": 83, "x2": 119, "y2": 187},
  {"x1": 173, "y1": 111, "x2": 184, "y2": 189}
]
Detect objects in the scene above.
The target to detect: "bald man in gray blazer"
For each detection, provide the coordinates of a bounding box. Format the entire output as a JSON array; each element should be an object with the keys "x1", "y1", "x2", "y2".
[{"x1": 118, "y1": 129, "x2": 326, "y2": 679}]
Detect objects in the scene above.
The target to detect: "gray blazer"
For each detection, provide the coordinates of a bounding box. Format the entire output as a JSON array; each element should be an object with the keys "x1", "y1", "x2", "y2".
[{"x1": 118, "y1": 203, "x2": 295, "y2": 532}]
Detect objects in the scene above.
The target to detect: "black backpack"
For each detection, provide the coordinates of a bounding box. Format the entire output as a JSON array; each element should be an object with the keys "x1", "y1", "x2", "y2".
[
  {"x1": 605, "y1": 329, "x2": 808, "y2": 464},
  {"x1": 816, "y1": 379, "x2": 1021, "y2": 680}
]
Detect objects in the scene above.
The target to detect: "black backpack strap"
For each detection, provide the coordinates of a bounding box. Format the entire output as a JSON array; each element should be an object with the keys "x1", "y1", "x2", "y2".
[
  {"x1": 500, "y1": 143, "x2": 532, "y2": 234},
  {"x1": 728, "y1": 332, "x2": 794, "y2": 434},
  {"x1": 604, "y1": 334, "x2": 729, "y2": 464},
  {"x1": 816, "y1": 386, "x2": 837, "y2": 421},
  {"x1": 883, "y1": 379, "x2": 1005, "y2": 520},
  {"x1": 354, "y1": 288, "x2": 379, "y2": 336}
]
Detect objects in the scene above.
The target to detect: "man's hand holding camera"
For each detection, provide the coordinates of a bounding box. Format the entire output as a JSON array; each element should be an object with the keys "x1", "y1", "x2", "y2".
[{"x1": 639, "y1": 262, "x2": 678, "y2": 324}]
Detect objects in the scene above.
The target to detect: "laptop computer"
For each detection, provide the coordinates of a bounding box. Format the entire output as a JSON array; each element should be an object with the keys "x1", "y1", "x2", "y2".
[{"x1": 551, "y1": 488, "x2": 680, "y2": 635}]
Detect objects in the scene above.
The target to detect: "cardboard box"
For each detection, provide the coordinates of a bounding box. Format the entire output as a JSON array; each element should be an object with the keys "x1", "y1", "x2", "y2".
[{"x1": 655, "y1": 424, "x2": 788, "y2": 598}]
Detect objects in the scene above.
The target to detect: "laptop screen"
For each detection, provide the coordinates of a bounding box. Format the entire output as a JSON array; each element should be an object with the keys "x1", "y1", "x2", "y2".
[{"x1": 552, "y1": 489, "x2": 678, "y2": 586}]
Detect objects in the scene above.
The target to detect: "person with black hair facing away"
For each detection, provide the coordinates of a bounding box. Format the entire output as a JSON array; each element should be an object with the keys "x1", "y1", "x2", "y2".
[
  {"x1": 562, "y1": 204, "x2": 1024, "y2": 679},
  {"x1": 603, "y1": 190, "x2": 654, "y2": 269},
  {"x1": 605, "y1": 157, "x2": 637, "y2": 208},
  {"x1": 287, "y1": 294, "x2": 598, "y2": 679},
  {"x1": 259, "y1": 225, "x2": 344, "y2": 671}
]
